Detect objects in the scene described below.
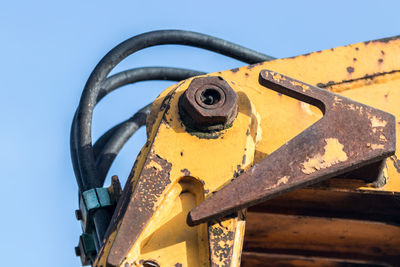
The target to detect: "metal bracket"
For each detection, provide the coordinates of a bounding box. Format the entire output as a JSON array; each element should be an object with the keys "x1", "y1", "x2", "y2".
[
  {"x1": 76, "y1": 176, "x2": 122, "y2": 233},
  {"x1": 78, "y1": 188, "x2": 112, "y2": 233},
  {"x1": 75, "y1": 233, "x2": 97, "y2": 266},
  {"x1": 188, "y1": 69, "x2": 396, "y2": 225},
  {"x1": 74, "y1": 176, "x2": 122, "y2": 264}
]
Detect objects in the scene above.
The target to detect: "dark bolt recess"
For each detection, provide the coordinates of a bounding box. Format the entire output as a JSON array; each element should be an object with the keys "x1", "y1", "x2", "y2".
[{"x1": 179, "y1": 76, "x2": 238, "y2": 131}]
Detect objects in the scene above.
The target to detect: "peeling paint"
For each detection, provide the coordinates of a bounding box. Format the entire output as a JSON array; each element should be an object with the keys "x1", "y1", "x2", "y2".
[
  {"x1": 209, "y1": 220, "x2": 235, "y2": 267},
  {"x1": 277, "y1": 176, "x2": 289, "y2": 185},
  {"x1": 302, "y1": 138, "x2": 348, "y2": 174},
  {"x1": 265, "y1": 176, "x2": 289, "y2": 190},
  {"x1": 370, "y1": 115, "x2": 387, "y2": 128},
  {"x1": 272, "y1": 72, "x2": 285, "y2": 82},
  {"x1": 367, "y1": 143, "x2": 385, "y2": 150},
  {"x1": 291, "y1": 80, "x2": 310, "y2": 92}
]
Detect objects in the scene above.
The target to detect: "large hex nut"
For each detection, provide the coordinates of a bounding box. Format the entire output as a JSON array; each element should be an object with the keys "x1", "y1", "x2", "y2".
[{"x1": 179, "y1": 76, "x2": 238, "y2": 131}]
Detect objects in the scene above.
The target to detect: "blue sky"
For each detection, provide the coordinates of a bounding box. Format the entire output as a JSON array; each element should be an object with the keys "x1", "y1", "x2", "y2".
[{"x1": 1, "y1": 1, "x2": 399, "y2": 266}]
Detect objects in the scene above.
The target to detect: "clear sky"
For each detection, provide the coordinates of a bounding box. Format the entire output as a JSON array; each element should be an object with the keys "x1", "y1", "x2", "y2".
[{"x1": 1, "y1": 1, "x2": 399, "y2": 266}]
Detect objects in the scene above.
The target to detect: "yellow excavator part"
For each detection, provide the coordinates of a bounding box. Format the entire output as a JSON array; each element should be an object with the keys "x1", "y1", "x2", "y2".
[{"x1": 96, "y1": 36, "x2": 400, "y2": 266}]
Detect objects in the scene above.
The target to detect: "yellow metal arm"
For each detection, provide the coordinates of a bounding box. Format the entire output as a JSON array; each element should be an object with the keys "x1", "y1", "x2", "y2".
[{"x1": 96, "y1": 36, "x2": 400, "y2": 266}]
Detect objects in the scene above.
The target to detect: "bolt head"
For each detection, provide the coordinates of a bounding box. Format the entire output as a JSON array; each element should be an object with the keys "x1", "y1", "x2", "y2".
[
  {"x1": 75, "y1": 209, "x2": 83, "y2": 220},
  {"x1": 74, "y1": 246, "x2": 81, "y2": 257},
  {"x1": 179, "y1": 76, "x2": 238, "y2": 131}
]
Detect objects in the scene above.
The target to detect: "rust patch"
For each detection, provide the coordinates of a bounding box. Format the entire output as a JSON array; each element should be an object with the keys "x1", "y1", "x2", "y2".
[
  {"x1": 317, "y1": 81, "x2": 335, "y2": 88},
  {"x1": 181, "y1": 168, "x2": 191, "y2": 176},
  {"x1": 188, "y1": 69, "x2": 396, "y2": 225},
  {"x1": 316, "y1": 70, "x2": 400, "y2": 88},
  {"x1": 233, "y1": 165, "x2": 245, "y2": 179},
  {"x1": 160, "y1": 92, "x2": 175, "y2": 115},
  {"x1": 178, "y1": 76, "x2": 238, "y2": 131},
  {"x1": 230, "y1": 68, "x2": 239, "y2": 73},
  {"x1": 347, "y1": 66, "x2": 355, "y2": 74},
  {"x1": 107, "y1": 152, "x2": 172, "y2": 266},
  {"x1": 378, "y1": 58, "x2": 384, "y2": 64},
  {"x1": 208, "y1": 221, "x2": 235, "y2": 267},
  {"x1": 353, "y1": 58, "x2": 357, "y2": 62},
  {"x1": 175, "y1": 263, "x2": 183, "y2": 267}
]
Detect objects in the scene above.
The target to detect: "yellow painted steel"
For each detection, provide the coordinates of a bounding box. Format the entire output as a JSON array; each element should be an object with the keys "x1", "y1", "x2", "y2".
[
  {"x1": 95, "y1": 78, "x2": 258, "y2": 266},
  {"x1": 95, "y1": 36, "x2": 400, "y2": 266}
]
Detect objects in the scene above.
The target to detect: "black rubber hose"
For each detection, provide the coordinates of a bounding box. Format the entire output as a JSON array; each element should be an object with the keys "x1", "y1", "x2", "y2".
[
  {"x1": 95, "y1": 104, "x2": 151, "y2": 183},
  {"x1": 93, "y1": 122, "x2": 123, "y2": 160},
  {"x1": 71, "y1": 67, "x2": 204, "y2": 190},
  {"x1": 75, "y1": 30, "x2": 275, "y2": 191}
]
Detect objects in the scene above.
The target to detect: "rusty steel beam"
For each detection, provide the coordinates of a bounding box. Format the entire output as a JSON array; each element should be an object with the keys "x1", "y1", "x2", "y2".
[{"x1": 188, "y1": 69, "x2": 396, "y2": 225}]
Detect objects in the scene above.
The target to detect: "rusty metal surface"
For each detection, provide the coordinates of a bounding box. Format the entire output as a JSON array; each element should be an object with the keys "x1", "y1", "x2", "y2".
[
  {"x1": 188, "y1": 69, "x2": 396, "y2": 225},
  {"x1": 241, "y1": 252, "x2": 389, "y2": 267},
  {"x1": 95, "y1": 77, "x2": 252, "y2": 266},
  {"x1": 208, "y1": 219, "x2": 235, "y2": 267},
  {"x1": 179, "y1": 76, "x2": 238, "y2": 131},
  {"x1": 106, "y1": 151, "x2": 172, "y2": 266},
  {"x1": 243, "y1": 212, "x2": 400, "y2": 266}
]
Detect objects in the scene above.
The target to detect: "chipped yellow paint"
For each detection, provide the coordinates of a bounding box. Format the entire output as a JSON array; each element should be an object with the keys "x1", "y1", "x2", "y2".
[
  {"x1": 264, "y1": 175, "x2": 290, "y2": 190},
  {"x1": 126, "y1": 179, "x2": 208, "y2": 267},
  {"x1": 291, "y1": 80, "x2": 310, "y2": 92},
  {"x1": 216, "y1": 36, "x2": 400, "y2": 194},
  {"x1": 208, "y1": 218, "x2": 236, "y2": 266},
  {"x1": 370, "y1": 115, "x2": 387, "y2": 128},
  {"x1": 96, "y1": 36, "x2": 400, "y2": 266},
  {"x1": 95, "y1": 75, "x2": 259, "y2": 267},
  {"x1": 277, "y1": 176, "x2": 289, "y2": 185},
  {"x1": 272, "y1": 72, "x2": 285, "y2": 82},
  {"x1": 93, "y1": 84, "x2": 182, "y2": 267},
  {"x1": 302, "y1": 138, "x2": 348, "y2": 175},
  {"x1": 333, "y1": 73, "x2": 400, "y2": 192},
  {"x1": 367, "y1": 143, "x2": 385, "y2": 150},
  {"x1": 148, "y1": 160, "x2": 163, "y2": 171}
]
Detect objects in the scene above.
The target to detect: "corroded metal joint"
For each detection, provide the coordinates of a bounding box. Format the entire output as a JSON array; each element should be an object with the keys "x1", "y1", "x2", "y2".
[{"x1": 179, "y1": 76, "x2": 238, "y2": 131}]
